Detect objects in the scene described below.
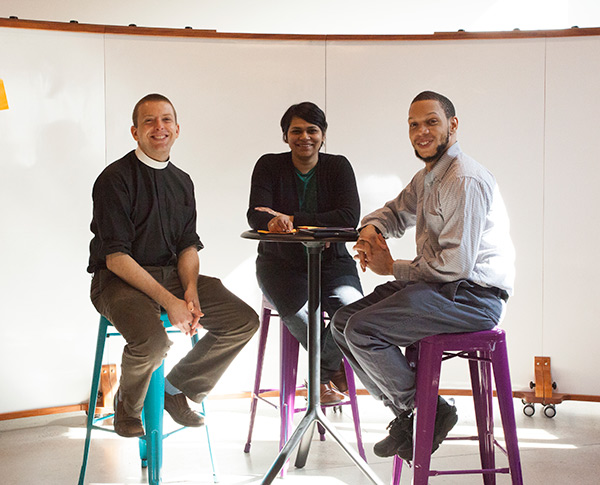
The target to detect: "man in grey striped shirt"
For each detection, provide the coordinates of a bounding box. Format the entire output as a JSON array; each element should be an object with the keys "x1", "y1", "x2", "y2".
[{"x1": 332, "y1": 91, "x2": 515, "y2": 461}]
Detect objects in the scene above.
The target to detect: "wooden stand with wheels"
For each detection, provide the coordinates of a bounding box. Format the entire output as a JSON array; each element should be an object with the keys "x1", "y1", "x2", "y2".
[{"x1": 518, "y1": 356, "x2": 569, "y2": 418}]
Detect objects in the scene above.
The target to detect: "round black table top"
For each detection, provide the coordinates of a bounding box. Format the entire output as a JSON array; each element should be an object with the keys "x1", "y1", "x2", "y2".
[{"x1": 240, "y1": 229, "x2": 359, "y2": 244}]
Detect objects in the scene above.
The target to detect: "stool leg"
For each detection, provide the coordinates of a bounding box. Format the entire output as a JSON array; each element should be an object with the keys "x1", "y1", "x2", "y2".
[
  {"x1": 201, "y1": 401, "x2": 219, "y2": 483},
  {"x1": 140, "y1": 362, "x2": 165, "y2": 485},
  {"x1": 344, "y1": 358, "x2": 366, "y2": 460},
  {"x1": 413, "y1": 341, "x2": 442, "y2": 485},
  {"x1": 244, "y1": 307, "x2": 271, "y2": 453},
  {"x1": 492, "y1": 340, "x2": 524, "y2": 485},
  {"x1": 469, "y1": 351, "x2": 496, "y2": 485},
  {"x1": 391, "y1": 455, "x2": 403, "y2": 485},
  {"x1": 317, "y1": 418, "x2": 327, "y2": 441},
  {"x1": 392, "y1": 342, "x2": 416, "y2": 485},
  {"x1": 190, "y1": 330, "x2": 219, "y2": 483},
  {"x1": 280, "y1": 322, "x2": 300, "y2": 476},
  {"x1": 78, "y1": 318, "x2": 109, "y2": 485}
]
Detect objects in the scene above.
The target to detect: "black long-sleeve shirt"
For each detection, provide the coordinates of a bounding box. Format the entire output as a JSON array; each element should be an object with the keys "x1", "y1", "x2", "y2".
[
  {"x1": 88, "y1": 150, "x2": 202, "y2": 273},
  {"x1": 247, "y1": 151, "x2": 360, "y2": 268}
]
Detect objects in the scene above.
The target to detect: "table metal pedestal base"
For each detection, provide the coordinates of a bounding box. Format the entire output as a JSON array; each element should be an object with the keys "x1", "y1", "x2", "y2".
[
  {"x1": 261, "y1": 404, "x2": 384, "y2": 484},
  {"x1": 260, "y1": 243, "x2": 384, "y2": 485}
]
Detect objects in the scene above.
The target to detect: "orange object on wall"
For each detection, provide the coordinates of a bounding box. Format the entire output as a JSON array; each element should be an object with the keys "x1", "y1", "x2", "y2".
[{"x1": 0, "y1": 79, "x2": 8, "y2": 110}]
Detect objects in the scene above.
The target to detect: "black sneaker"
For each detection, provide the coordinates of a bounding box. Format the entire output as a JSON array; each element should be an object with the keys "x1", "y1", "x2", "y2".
[
  {"x1": 431, "y1": 396, "x2": 458, "y2": 454},
  {"x1": 373, "y1": 409, "x2": 414, "y2": 460}
]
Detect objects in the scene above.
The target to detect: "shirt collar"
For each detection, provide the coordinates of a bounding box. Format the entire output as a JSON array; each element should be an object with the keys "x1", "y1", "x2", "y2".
[
  {"x1": 135, "y1": 147, "x2": 170, "y2": 170},
  {"x1": 425, "y1": 141, "x2": 461, "y2": 183}
]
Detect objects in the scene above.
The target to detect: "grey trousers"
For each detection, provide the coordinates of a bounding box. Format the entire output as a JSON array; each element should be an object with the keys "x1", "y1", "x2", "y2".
[
  {"x1": 91, "y1": 266, "x2": 259, "y2": 417},
  {"x1": 331, "y1": 279, "x2": 504, "y2": 417}
]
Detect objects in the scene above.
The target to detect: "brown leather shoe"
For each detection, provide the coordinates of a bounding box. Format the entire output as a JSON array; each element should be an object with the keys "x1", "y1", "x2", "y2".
[
  {"x1": 330, "y1": 364, "x2": 349, "y2": 394},
  {"x1": 113, "y1": 389, "x2": 144, "y2": 438},
  {"x1": 164, "y1": 392, "x2": 204, "y2": 427},
  {"x1": 320, "y1": 383, "x2": 346, "y2": 405},
  {"x1": 298, "y1": 382, "x2": 308, "y2": 398}
]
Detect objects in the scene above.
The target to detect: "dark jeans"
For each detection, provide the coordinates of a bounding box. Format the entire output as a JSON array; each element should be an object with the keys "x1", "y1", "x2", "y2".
[{"x1": 257, "y1": 257, "x2": 363, "y2": 382}]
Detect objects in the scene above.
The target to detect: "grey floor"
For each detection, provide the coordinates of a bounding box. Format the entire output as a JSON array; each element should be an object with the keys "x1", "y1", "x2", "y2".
[{"x1": 1, "y1": 395, "x2": 599, "y2": 485}]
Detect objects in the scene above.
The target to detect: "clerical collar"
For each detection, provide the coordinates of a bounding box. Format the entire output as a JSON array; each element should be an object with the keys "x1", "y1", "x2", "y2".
[{"x1": 135, "y1": 147, "x2": 170, "y2": 169}]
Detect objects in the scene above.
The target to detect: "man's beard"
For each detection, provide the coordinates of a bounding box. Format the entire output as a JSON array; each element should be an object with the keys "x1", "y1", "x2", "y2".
[{"x1": 414, "y1": 130, "x2": 450, "y2": 164}]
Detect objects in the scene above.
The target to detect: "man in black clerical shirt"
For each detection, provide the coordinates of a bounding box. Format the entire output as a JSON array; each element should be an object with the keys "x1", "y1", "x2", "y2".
[{"x1": 88, "y1": 93, "x2": 258, "y2": 437}]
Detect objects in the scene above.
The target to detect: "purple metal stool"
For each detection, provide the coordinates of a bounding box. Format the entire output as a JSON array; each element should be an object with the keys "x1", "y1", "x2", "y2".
[
  {"x1": 244, "y1": 297, "x2": 366, "y2": 472},
  {"x1": 392, "y1": 327, "x2": 523, "y2": 485}
]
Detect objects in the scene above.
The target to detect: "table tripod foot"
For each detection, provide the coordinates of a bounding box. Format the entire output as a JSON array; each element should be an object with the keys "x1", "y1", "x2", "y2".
[
  {"x1": 315, "y1": 412, "x2": 385, "y2": 485},
  {"x1": 261, "y1": 411, "x2": 318, "y2": 484},
  {"x1": 294, "y1": 421, "x2": 317, "y2": 468}
]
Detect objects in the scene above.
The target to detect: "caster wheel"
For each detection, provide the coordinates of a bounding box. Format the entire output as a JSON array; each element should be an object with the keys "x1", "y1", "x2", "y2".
[
  {"x1": 523, "y1": 403, "x2": 535, "y2": 417},
  {"x1": 544, "y1": 404, "x2": 557, "y2": 418}
]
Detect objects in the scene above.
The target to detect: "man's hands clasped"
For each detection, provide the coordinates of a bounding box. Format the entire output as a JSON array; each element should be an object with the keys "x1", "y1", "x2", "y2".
[
  {"x1": 353, "y1": 225, "x2": 395, "y2": 276},
  {"x1": 166, "y1": 290, "x2": 204, "y2": 337}
]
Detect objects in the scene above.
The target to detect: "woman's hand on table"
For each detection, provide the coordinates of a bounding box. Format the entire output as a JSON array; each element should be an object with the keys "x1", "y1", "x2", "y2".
[
  {"x1": 268, "y1": 214, "x2": 295, "y2": 233},
  {"x1": 254, "y1": 207, "x2": 295, "y2": 232}
]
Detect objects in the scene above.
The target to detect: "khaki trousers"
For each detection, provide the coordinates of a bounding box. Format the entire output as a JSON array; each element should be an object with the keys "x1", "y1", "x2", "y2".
[{"x1": 91, "y1": 266, "x2": 259, "y2": 417}]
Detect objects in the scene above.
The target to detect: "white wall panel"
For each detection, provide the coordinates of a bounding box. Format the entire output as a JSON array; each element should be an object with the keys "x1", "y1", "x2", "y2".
[
  {"x1": 103, "y1": 35, "x2": 325, "y2": 394},
  {"x1": 326, "y1": 39, "x2": 547, "y2": 391},
  {"x1": 544, "y1": 37, "x2": 600, "y2": 395},
  {"x1": 0, "y1": 28, "x2": 105, "y2": 413}
]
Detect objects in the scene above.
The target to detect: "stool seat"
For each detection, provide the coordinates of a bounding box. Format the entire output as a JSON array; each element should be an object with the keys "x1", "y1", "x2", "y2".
[
  {"x1": 244, "y1": 299, "x2": 366, "y2": 475},
  {"x1": 78, "y1": 313, "x2": 218, "y2": 485},
  {"x1": 392, "y1": 327, "x2": 523, "y2": 485}
]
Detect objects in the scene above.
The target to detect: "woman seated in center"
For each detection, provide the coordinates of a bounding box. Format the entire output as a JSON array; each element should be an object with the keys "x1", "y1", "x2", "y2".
[{"x1": 247, "y1": 101, "x2": 363, "y2": 404}]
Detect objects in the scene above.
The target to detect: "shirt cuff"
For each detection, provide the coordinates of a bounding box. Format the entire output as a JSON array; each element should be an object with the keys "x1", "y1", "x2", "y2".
[
  {"x1": 392, "y1": 260, "x2": 412, "y2": 281},
  {"x1": 177, "y1": 235, "x2": 203, "y2": 254},
  {"x1": 359, "y1": 221, "x2": 386, "y2": 236},
  {"x1": 100, "y1": 241, "x2": 132, "y2": 259}
]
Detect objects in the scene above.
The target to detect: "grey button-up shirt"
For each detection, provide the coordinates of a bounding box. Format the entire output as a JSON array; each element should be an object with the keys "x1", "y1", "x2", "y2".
[{"x1": 361, "y1": 142, "x2": 515, "y2": 295}]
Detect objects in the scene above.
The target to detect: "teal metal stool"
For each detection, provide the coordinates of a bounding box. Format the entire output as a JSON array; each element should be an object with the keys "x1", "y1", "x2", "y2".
[{"x1": 78, "y1": 312, "x2": 218, "y2": 484}]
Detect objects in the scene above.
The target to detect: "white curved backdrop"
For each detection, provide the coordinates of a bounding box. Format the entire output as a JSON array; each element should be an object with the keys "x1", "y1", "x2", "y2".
[{"x1": 0, "y1": 25, "x2": 599, "y2": 413}]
